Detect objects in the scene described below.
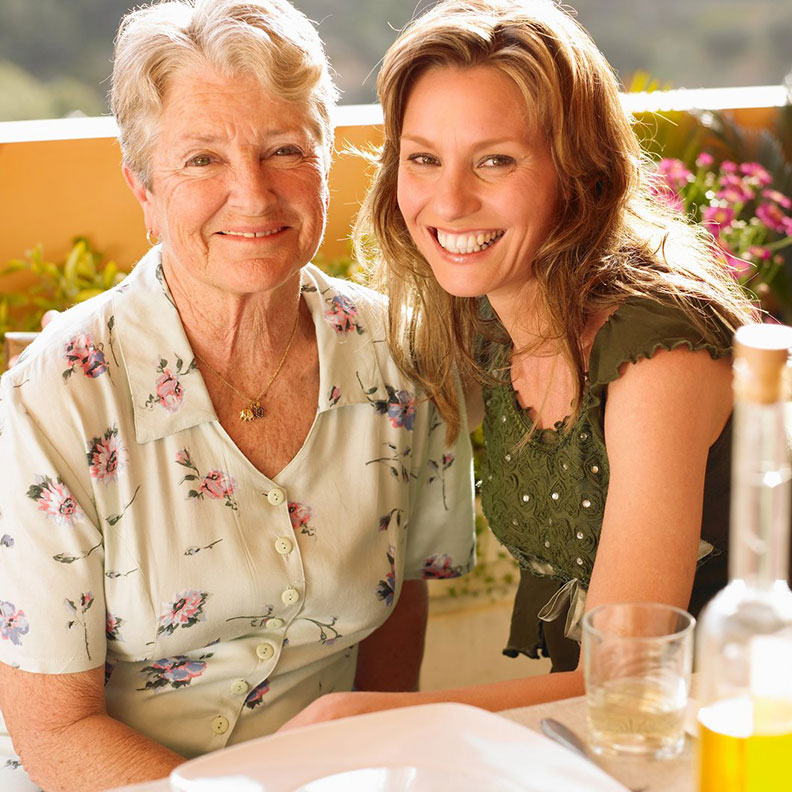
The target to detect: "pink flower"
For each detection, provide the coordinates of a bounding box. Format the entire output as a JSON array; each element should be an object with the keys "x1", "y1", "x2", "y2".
[
  {"x1": 106, "y1": 612, "x2": 123, "y2": 641},
  {"x1": 88, "y1": 433, "x2": 127, "y2": 485},
  {"x1": 29, "y1": 476, "x2": 85, "y2": 529},
  {"x1": 328, "y1": 385, "x2": 341, "y2": 406},
  {"x1": 747, "y1": 246, "x2": 772, "y2": 262},
  {"x1": 64, "y1": 333, "x2": 107, "y2": 378},
  {"x1": 716, "y1": 185, "x2": 754, "y2": 204},
  {"x1": 762, "y1": 189, "x2": 792, "y2": 210},
  {"x1": 155, "y1": 369, "x2": 184, "y2": 413},
  {"x1": 695, "y1": 152, "x2": 714, "y2": 169},
  {"x1": 756, "y1": 203, "x2": 790, "y2": 234},
  {"x1": 739, "y1": 162, "x2": 772, "y2": 185},
  {"x1": 702, "y1": 205, "x2": 735, "y2": 234},
  {"x1": 199, "y1": 470, "x2": 235, "y2": 500},
  {"x1": 656, "y1": 158, "x2": 691, "y2": 191},
  {"x1": 421, "y1": 553, "x2": 463, "y2": 580},
  {"x1": 721, "y1": 161, "x2": 738, "y2": 174},
  {"x1": 157, "y1": 590, "x2": 208, "y2": 635},
  {"x1": 324, "y1": 295, "x2": 363, "y2": 335},
  {"x1": 717, "y1": 173, "x2": 754, "y2": 203},
  {"x1": 175, "y1": 449, "x2": 191, "y2": 466},
  {"x1": 718, "y1": 243, "x2": 753, "y2": 280},
  {"x1": 288, "y1": 501, "x2": 315, "y2": 536}
]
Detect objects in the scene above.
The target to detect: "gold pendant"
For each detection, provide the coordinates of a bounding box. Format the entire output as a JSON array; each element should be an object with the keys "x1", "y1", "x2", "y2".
[{"x1": 239, "y1": 401, "x2": 266, "y2": 422}]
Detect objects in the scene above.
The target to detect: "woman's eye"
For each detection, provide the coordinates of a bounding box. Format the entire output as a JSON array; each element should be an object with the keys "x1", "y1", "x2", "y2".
[
  {"x1": 480, "y1": 155, "x2": 515, "y2": 168},
  {"x1": 274, "y1": 145, "x2": 302, "y2": 157},
  {"x1": 187, "y1": 154, "x2": 212, "y2": 167},
  {"x1": 406, "y1": 153, "x2": 438, "y2": 166}
]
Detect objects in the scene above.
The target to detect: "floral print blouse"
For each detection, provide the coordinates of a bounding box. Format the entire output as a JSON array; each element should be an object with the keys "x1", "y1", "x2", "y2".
[{"x1": 0, "y1": 248, "x2": 475, "y2": 760}]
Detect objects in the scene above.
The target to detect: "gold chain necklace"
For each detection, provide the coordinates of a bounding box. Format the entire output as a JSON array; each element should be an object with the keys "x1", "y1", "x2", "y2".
[{"x1": 195, "y1": 285, "x2": 302, "y2": 422}]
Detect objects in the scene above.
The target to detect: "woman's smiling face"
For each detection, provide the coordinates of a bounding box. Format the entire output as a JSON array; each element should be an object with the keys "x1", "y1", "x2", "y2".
[
  {"x1": 126, "y1": 62, "x2": 329, "y2": 298},
  {"x1": 397, "y1": 65, "x2": 559, "y2": 305}
]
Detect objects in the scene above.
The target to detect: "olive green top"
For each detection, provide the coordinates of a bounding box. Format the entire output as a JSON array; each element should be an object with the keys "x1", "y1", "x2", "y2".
[{"x1": 480, "y1": 297, "x2": 732, "y2": 666}]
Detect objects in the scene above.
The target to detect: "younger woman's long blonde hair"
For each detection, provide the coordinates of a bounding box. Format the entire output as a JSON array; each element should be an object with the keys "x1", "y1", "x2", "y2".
[{"x1": 356, "y1": 0, "x2": 755, "y2": 442}]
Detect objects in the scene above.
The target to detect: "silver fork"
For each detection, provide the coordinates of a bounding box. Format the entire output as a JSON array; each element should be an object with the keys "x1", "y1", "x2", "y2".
[{"x1": 540, "y1": 718, "x2": 648, "y2": 792}]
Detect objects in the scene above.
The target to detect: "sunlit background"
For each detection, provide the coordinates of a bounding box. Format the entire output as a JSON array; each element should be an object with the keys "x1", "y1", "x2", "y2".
[{"x1": 1, "y1": 0, "x2": 790, "y2": 121}]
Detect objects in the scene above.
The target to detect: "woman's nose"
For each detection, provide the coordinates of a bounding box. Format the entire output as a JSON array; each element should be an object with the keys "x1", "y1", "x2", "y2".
[
  {"x1": 431, "y1": 166, "x2": 481, "y2": 221},
  {"x1": 228, "y1": 160, "x2": 277, "y2": 214}
]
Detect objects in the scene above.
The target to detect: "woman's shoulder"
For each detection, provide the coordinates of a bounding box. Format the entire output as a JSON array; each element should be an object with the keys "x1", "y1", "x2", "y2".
[{"x1": 588, "y1": 295, "x2": 733, "y2": 388}]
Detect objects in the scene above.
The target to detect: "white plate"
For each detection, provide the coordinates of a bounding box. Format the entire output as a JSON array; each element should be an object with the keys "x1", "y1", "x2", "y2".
[
  {"x1": 170, "y1": 703, "x2": 629, "y2": 792},
  {"x1": 295, "y1": 765, "x2": 524, "y2": 792}
]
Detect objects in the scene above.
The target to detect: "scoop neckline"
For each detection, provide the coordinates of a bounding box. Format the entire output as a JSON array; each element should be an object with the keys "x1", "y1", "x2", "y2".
[{"x1": 502, "y1": 300, "x2": 629, "y2": 437}]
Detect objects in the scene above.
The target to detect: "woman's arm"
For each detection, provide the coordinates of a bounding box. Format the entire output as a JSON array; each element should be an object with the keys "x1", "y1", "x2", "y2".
[
  {"x1": 279, "y1": 347, "x2": 732, "y2": 729},
  {"x1": 354, "y1": 580, "x2": 428, "y2": 692},
  {"x1": 0, "y1": 662, "x2": 185, "y2": 792}
]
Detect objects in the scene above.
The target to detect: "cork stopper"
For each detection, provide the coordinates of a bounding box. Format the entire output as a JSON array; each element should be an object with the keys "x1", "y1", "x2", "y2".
[{"x1": 733, "y1": 324, "x2": 792, "y2": 404}]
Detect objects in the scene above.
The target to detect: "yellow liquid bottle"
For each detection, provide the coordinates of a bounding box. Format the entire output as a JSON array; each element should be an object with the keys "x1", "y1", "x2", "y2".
[{"x1": 696, "y1": 324, "x2": 792, "y2": 792}]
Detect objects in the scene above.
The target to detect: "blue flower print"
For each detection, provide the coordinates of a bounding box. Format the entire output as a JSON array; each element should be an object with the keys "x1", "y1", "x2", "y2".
[
  {"x1": 138, "y1": 653, "x2": 212, "y2": 691},
  {"x1": 0, "y1": 534, "x2": 13, "y2": 548},
  {"x1": 0, "y1": 600, "x2": 29, "y2": 646},
  {"x1": 244, "y1": 679, "x2": 271, "y2": 709},
  {"x1": 357, "y1": 373, "x2": 416, "y2": 431}
]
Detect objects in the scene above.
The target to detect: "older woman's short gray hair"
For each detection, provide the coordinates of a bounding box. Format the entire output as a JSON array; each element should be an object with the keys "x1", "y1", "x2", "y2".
[{"x1": 111, "y1": 0, "x2": 339, "y2": 188}]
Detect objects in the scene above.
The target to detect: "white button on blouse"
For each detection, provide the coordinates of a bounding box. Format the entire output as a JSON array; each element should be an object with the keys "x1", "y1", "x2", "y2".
[{"x1": 267, "y1": 487, "x2": 286, "y2": 506}]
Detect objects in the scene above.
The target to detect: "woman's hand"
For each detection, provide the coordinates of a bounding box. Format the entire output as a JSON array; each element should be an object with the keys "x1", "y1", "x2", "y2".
[{"x1": 278, "y1": 690, "x2": 418, "y2": 731}]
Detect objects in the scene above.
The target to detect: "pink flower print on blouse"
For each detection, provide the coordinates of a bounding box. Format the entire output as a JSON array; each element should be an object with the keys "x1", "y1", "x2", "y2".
[
  {"x1": 375, "y1": 545, "x2": 396, "y2": 607},
  {"x1": 144, "y1": 356, "x2": 196, "y2": 413},
  {"x1": 157, "y1": 590, "x2": 209, "y2": 636},
  {"x1": 86, "y1": 425, "x2": 128, "y2": 485},
  {"x1": 244, "y1": 678, "x2": 271, "y2": 709},
  {"x1": 0, "y1": 601, "x2": 29, "y2": 646},
  {"x1": 106, "y1": 612, "x2": 124, "y2": 642},
  {"x1": 176, "y1": 449, "x2": 239, "y2": 510},
  {"x1": 421, "y1": 553, "x2": 464, "y2": 580},
  {"x1": 63, "y1": 333, "x2": 108, "y2": 380},
  {"x1": 155, "y1": 369, "x2": 183, "y2": 412},
  {"x1": 27, "y1": 475, "x2": 85, "y2": 529},
  {"x1": 138, "y1": 653, "x2": 212, "y2": 691},
  {"x1": 328, "y1": 385, "x2": 341, "y2": 406},
  {"x1": 199, "y1": 470, "x2": 236, "y2": 501},
  {"x1": 288, "y1": 501, "x2": 315, "y2": 537},
  {"x1": 323, "y1": 294, "x2": 364, "y2": 336}
]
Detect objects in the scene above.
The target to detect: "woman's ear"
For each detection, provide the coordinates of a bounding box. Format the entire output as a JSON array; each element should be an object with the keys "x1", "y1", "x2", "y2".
[{"x1": 122, "y1": 164, "x2": 159, "y2": 237}]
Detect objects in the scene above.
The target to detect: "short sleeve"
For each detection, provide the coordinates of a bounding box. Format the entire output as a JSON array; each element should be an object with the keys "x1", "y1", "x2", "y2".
[
  {"x1": 0, "y1": 373, "x2": 106, "y2": 673},
  {"x1": 588, "y1": 297, "x2": 733, "y2": 389},
  {"x1": 402, "y1": 397, "x2": 476, "y2": 582}
]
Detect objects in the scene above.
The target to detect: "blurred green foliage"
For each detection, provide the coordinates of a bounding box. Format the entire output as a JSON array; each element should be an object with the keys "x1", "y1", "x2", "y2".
[{"x1": 0, "y1": 237, "x2": 126, "y2": 367}]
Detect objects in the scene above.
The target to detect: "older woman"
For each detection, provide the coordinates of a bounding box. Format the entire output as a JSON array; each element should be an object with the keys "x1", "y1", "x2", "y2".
[
  {"x1": 0, "y1": 1, "x2": 474, "y2": 789},
  {"x1": 281, "y1": 0, "x2": 756, "y2": 729}
]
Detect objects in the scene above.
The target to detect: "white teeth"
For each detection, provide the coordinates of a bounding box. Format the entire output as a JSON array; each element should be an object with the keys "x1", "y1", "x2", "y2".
[
  {"x1": 436, "y1": 229, "x2": 503, "y2": 254},
  {"x1": 222, "y1": 229, "x2": 281, "y2": 238}
]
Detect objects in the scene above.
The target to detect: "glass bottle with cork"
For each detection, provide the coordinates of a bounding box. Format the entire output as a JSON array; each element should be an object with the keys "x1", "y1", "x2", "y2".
[{"x1": 697, "y1": 323, "x2": 792, "y2": 791}]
